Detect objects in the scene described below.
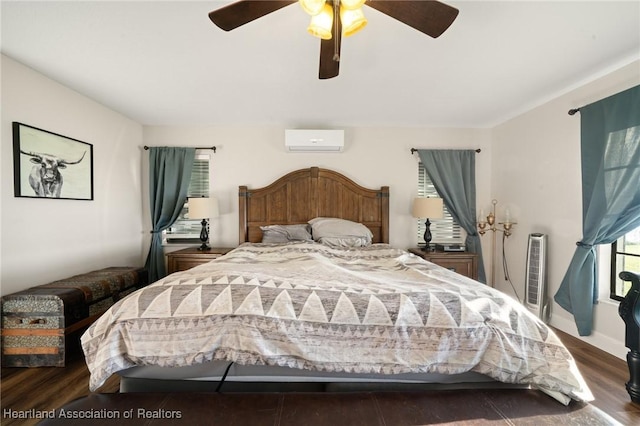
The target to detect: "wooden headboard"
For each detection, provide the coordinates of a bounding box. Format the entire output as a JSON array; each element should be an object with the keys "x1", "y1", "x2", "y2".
[{"x1": 239, "y1": 167, "x2": 389, "y2": 244}]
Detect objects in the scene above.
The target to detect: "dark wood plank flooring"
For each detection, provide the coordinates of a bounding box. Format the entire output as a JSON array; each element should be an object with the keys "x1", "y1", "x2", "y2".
[
  {"x1": 1, "y1": 329, "x2": 639, "y2": 425},
  {"x1": 32, "y1": 389, "x2": 620, "y2": 426}
]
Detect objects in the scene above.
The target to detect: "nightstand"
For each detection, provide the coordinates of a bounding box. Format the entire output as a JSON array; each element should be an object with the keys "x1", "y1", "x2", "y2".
[
  {"x1": 408, "y1": 248, "x2": 478, "y2": 280},
  {"x1": 166, "y1": 247, "x2": 234, "y2": 274}
]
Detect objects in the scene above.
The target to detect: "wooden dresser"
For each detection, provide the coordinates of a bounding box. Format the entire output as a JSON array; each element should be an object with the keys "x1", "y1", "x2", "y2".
[
  {"x1": 166, "y1": 247, "x2": 234, "y2": 274},
  {"x1": 408, "y1": 248, "x2": 478, "y2": 280}
]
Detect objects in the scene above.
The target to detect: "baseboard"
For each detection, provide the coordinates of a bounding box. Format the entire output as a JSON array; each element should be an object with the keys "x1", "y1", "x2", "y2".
[{"x1": 550, "y1": 315, "x2": 627, "y2": 360}]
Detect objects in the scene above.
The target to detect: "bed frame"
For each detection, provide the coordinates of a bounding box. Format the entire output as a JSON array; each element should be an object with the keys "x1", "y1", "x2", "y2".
[
  {"x1": 238, "y1": 167, "x2": 389, "y2": 245},
  {"x1": 118, "y1": 168, "x2": 514, "y2": 394}
]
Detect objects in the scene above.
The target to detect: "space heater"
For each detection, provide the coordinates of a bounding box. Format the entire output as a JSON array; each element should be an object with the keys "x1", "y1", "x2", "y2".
[{"x1": 525, "y1": 233, "x2": 549, "y2": 323}]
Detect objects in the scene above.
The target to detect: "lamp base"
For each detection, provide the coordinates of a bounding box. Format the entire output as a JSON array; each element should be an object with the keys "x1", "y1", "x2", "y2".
[
  {"x1": 423, "y1": 218, "x2": 433, "y2": 251},
  {"x1": 198, "y1": 219, "x2": 210, "y2": 251}
]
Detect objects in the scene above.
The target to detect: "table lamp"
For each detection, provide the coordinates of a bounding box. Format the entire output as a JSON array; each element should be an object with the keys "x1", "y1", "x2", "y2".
[
  {"x1": 188, "y1": 196, "x2": 219, "y2": 251},
  {"x1": 412, "y1": 197, "x2": 444, "y2": 250}
]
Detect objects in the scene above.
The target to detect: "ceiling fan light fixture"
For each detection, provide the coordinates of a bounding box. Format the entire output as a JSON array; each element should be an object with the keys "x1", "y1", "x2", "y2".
[
  {"x1": 341, "y1": 7, "x2": 367, "y2": 37},
  {"x1": 208, "y1": 0, "x2": 459, "y2": 79},
  {"x1": 299, "y1": 0, "x2": 326, "y2": 16},
  {"x1": 340, "y1": 0, "x2": 366, "y2": 11},
  {"x1": 307, "y1": 3, "x2": 334, "y2": 39}
]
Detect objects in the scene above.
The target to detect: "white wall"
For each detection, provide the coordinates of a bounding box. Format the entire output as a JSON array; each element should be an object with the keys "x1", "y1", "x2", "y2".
[
  {"x1": 0, "y1": 55, "x2": 145, "y2": 296},
  {"x1": 491, "y1": 60, "x2": 640, "y2": 359},
  {"x1": 142, "y1": 126, "x2": 492, "y2": 257},
  {"x1": 5, "y1": 52, "x2": 635, "y2": 362}
]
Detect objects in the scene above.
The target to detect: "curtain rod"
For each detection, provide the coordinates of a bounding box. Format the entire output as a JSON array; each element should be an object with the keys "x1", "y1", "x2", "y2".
[
  {"x1": 411, "y1": 148, "x2": 481, "y2": 155},
  {"x1": 144, "y1": 145, "x2": 217, "y2": 153},
  {"x1": 568, "y1": 108, "x2": 581, "y2": 115}
]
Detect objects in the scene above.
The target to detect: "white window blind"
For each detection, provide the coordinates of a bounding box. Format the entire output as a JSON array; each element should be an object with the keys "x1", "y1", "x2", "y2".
[
  {"x1": 163, "y1": 152, "x2": 211, "y2": 244},
  {"x1": 186, "y1": 154, "x2": 210, "y2": 198},
  {"x1": 417, "y1": 163, "x2": 463, "y2": 245}
]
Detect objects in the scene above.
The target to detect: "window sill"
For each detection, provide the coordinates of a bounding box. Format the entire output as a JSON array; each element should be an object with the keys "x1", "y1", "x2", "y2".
[
  {"x1": 162, "y1": 240, "x2": 201, "y2": 247},
  {"x1": 597, "y1": 297, "x2": 621, "y2": 307}
]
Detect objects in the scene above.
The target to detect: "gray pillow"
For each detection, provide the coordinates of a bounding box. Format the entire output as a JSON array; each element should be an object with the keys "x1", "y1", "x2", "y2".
[{"x1": 260, "y1": 224, "x2": 313, "y2": 244}]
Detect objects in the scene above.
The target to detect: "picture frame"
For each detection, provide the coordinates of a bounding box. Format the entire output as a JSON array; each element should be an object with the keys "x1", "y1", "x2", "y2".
[{"x1": 12, "y1": 122, "x2": 94, "y2": 200}]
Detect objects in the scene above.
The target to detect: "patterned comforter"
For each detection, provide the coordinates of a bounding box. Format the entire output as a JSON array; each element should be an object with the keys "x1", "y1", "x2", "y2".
[{"x1": 82, "y1": 242, "x2": 593, "y2": 403}]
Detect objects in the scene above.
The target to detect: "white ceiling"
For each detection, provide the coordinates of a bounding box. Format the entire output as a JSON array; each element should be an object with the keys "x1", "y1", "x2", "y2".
[{"x1": 2, "y1": 1, "x2": 639, "y2": 128}]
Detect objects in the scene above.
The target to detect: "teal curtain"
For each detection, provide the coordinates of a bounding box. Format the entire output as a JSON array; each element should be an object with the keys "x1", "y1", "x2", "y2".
[
  {"x1": 555, "y1": 85, "x2": 640, "y2": 336},
  {"x1": 417, "y1": 149, "x2": 487, "y2": 283},
  {"x1": 144, "y1": 147, "x2": 195, "y2": 283}
]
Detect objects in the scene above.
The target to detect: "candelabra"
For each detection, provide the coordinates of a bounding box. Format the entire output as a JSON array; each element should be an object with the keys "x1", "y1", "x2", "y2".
[{"x1": 477, "y1": 199, "x2": 516, "y2": 287}]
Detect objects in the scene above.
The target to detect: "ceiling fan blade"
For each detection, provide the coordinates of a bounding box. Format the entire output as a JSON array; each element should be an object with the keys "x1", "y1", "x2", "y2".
[
  {"x1": 319, "y1": 39, "x2": 340, "y2": 79},
  {"x1": 209, "y1": 0, "x2": 296, "y2": 31},
  {"x1": 366, "y1": 0, "x2": 459, "y2": 38},
  {"x1": 319, "y1": 2, "x2": 342, "y2": 79}
]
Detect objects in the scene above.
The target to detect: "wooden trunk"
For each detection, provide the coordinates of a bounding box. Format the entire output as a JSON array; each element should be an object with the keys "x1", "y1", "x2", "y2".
[{"x1": 1, "y1": 267, "x2": 147, "y2": 367}]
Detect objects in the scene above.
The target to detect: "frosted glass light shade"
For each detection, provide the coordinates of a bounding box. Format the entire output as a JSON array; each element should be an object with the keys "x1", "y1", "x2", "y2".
[
  {"x1": 299, "y1": 0, "x2": 326, "y2": 16},
  {"x1": 341, "y1": 7, "x2": 367, "y2": 37},
  {"x1": 341, "y1": 0, "x2": 366, "y2": 10},
  {"x1": 307, "y1": 3, "x2": 333, "y2": 39}
]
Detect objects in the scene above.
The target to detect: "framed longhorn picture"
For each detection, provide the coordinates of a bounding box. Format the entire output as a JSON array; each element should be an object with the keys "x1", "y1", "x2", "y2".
[{"x1": 12, "y1": 122, "x2": 94, "y2": 200}]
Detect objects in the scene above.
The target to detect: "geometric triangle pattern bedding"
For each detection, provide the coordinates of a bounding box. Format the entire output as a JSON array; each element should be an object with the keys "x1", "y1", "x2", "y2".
[{"x1": 82, "y1": 242, "x2": 593, "y2": 403}]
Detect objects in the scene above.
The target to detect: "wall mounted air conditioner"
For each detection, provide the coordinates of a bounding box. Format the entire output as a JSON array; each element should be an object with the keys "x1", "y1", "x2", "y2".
[
  {"x1": 285, "y1": 129, "x2": 344, "y2": 152},
  {"x1": 525, "y1": 233, "x2": 549, "y2": 323}
]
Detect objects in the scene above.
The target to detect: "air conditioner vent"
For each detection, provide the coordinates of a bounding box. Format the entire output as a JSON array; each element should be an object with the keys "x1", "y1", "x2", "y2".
[{"x1": 285, "y1": 129, "x2": 344, "y2": 152}]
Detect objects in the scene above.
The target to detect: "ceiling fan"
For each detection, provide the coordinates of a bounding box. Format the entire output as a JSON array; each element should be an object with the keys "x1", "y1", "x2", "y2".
[{"x1": 208, "y1": 0, "x2": 459, "y2": 79}]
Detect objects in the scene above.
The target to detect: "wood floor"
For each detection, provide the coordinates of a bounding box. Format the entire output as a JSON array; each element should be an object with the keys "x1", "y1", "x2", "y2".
[{"x1": 1, "y1": 329, "x2": 639, "y2": 425}]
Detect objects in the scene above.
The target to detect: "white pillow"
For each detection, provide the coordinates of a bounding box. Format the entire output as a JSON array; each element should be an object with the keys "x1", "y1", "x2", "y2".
[{"x1": 308, "y1": 217, "x2": 373, "y2": 247}]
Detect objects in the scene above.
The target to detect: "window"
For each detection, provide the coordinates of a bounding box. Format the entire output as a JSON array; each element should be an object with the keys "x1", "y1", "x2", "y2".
[
  {"x1": 611, "y1": 225, "x2": 640, "y2": 300},
  {"x1": 417, "y1": 163, "x2": 463, "y2": 245},
  {"x1": 163, "y1": 152, "x2": 210, "y2": 244}
]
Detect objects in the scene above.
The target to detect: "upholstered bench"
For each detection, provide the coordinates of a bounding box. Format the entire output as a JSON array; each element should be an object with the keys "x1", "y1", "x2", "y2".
[{"x1": 1, "y1": 267, "x2": 147, "y2": 367}]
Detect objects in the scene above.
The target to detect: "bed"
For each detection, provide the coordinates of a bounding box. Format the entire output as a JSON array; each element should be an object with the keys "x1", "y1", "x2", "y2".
[{"x1": 81, "y1": 167, "x2": 593, "y2": 405}]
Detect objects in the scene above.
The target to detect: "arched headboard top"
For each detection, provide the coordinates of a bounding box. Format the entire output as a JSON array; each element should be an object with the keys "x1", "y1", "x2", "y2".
[{"x1": 239, "y1": 167, "x2": 389, "y2": 244}]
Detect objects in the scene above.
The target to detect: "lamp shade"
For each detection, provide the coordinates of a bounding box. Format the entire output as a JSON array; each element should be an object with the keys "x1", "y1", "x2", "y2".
[
  {"x1": 299, "y1": 0, "x2": 326, "y2": 15},
  {"x1": 307, "y1": 2, "x2": 333, "y2": 39},
  {"x1": 188, "y1": 197, "x2": 219, "y2": 220},
  {"x1": 412, "y1": 197, "x2": 444, "y2": 219},
  {"x1": 340, "y1": 0, "x2": 366, "y2": 10},
  {"x1": 341, "y1": 6, "x2": 367, "y2": 37}
]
